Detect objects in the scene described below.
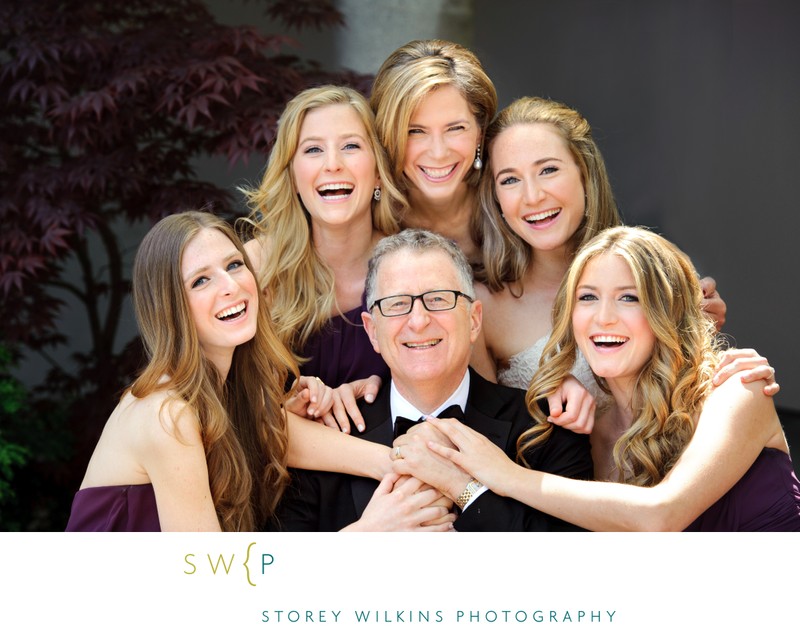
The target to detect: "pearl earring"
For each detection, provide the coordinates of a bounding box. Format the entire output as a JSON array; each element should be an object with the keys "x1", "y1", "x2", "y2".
[{"x1": 473, "y1": 144, "x2": 483, "y2": 170}]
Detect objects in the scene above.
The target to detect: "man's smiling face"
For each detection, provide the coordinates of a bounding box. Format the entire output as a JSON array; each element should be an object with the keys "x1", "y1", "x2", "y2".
[{"x1": 362, "y1": 248, "x2": 481, "y2": 400}]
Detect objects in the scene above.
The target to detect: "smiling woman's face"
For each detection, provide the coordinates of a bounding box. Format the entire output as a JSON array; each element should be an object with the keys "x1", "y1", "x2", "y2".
[
  {"x1": 182, "y1": 228, "x2": 258, "y2": 373},
  {"x1": 291, "y1": 103, "x2": 379, "y2": 228},
  {"x1": 403, "y1": 85, "x2": 480, "y2": 205},
  {"x1": 572, "y1": 253, "x2": 656, "y2": 392},
  {"x1": 491, "y1": 122, "x2": 585, "y2": 254}
]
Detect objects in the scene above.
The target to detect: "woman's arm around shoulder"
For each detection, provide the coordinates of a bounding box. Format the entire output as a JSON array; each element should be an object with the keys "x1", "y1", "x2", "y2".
[
  {"x1": 645, "y1": 374, "x2": 786, "y2": 528},
  {"x1": 286, "y1": 411, "x2": 392, "y2": 480},
  {"x1": 134, "y1": 394, "x2": 221, "y2": 532},
  {"x1": 424, "y1": 378, "x2": 783, "y2": 531}
]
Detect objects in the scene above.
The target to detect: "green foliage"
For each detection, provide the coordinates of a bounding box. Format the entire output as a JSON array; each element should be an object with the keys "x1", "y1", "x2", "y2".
[
  {"x1": 0, "y1": 348, "x2": 30, "y2": 508},
  {"x1": 0, "y1": 344, "x2": 75, "y2": 530},
  {"x1": 0, "y1": 439, "x2": 29, "y2": 503}
]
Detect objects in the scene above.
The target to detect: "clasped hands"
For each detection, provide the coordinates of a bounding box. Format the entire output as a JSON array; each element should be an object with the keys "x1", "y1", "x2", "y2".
[
  {"x1": 351, "y1": 417, "x2": 468, "y2": 532},
  {"x1": 390, "y1": 419, "x2": 473, "y2": 506}
]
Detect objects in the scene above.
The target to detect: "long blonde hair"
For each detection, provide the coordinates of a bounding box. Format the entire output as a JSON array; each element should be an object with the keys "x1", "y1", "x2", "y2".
[
  {"x1": 130, "y1": 211, "x2": 297, "y2": 530},
  {"x1": 241, "y1": 85, "x2": 401, "y2": 356},
  {"x1": 370, "y1": 39, "x2": 497, "y2": 236},
  {"x1": 522, "y1": 226, "x2": 719, "y2": 486},
  {"x1": 478, "y1": 96, "x2": 622, "y2": 291}
]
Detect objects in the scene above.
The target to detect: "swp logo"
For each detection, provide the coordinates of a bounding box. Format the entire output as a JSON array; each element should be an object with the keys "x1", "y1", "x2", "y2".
[{"x1": 182, "y1": 541, "x2": 275, "y2": 587}]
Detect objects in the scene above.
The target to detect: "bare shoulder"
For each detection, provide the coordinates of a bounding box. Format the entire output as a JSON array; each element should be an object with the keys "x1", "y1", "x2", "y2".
[
  {"x1": 244, "y1": 236, "x2": 265, "y2": 272},
  {"x1": 125, "y1": 390, "x2": 203, "y2": 451},
  {"x1": 474, "y1": 280, "x2": 513, "y2": 308},
  {"x1": 474, "y1": 281, "x2": 493, "y2": 303},
  {"x1": 472, "y1": 281, "x2": 506, "y2": 339},
  {"x1": 699, "y1": 374, "x2": 782, "y2": 445},
  {"x1": 704, "y1": 374, "x2": 777, "y2": 413}
]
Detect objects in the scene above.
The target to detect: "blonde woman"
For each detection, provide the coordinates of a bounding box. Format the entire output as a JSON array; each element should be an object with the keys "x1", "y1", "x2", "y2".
[
  {"x1": 370, "y1": 39, "x2": 497, "y2": 264},
  {"x1": 243, "y1": 85, "x2": 406, "y2": 429},
  {"x1": 413, "y1": 227, "x2": 799, "y2": 531},
  {"x1": 373, "y1": 47, "x2": 633, "y2": 428}
]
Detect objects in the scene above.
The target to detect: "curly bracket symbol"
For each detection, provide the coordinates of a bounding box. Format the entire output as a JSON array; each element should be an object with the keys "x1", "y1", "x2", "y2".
[{"x1": 243, "y1": 542, "x2": 257, "y2": 587}]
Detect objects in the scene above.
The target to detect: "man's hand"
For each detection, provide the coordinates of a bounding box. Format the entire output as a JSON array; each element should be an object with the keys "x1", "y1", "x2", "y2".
[
  {"x1": 342, "y1": 474, "x2": 455, "y2": 532},
  {"x1": 391, "y1": 423, "x2": 470, "y2": 502}
]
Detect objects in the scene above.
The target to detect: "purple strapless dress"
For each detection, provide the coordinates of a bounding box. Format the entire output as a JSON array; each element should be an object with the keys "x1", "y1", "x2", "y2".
[
  {"x1": 685, "y1": 448, "x2": 800, "y2": 531},
  {"x1": 297, "y1": 297, "x2": 389, "y2": 388},
  {"x1": 65, "y1": 484, "x2": 160, "y2": 532}
]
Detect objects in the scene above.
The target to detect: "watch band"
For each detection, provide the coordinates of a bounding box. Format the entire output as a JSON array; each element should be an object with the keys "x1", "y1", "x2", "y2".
[{"x1": 455, "y1": 478, "x2": 484, "y2": 510}]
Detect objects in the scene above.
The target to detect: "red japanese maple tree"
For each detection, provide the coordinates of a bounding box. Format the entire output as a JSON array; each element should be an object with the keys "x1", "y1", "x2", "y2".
[{"x1": 0, "y1": 0, "x2": 367, "y2": 528}]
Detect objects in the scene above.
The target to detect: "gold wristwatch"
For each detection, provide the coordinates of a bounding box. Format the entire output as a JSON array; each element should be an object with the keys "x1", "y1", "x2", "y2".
[{"x1": 455, "y1": 478, "x2": 484, "y2": 510}]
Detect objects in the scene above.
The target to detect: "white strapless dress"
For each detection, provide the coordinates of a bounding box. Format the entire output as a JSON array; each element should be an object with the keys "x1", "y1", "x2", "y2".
[{"x1": 496, "y1": 333, "x2": 608, "y2": 404}]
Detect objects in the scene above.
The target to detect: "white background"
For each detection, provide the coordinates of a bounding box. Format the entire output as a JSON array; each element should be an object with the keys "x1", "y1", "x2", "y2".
[{"x1": 2, "y1": 533, "x2": 796, "y2": 629}]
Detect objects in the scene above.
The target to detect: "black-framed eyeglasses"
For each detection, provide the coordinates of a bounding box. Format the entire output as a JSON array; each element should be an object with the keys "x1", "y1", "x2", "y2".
[{"x1": 369, "y1": 290, "x2": 474, "y2": 317}]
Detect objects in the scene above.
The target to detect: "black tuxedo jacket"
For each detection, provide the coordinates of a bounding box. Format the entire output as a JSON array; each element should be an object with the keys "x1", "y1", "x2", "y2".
[{"x1": 269, "y1": 368, "x2": 592, "y2": 532}]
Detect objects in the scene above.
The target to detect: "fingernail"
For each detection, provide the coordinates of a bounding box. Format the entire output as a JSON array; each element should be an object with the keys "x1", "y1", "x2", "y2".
[
  {"x1": 365, "y1": 394, "x2": 375, "y2": 403},
  {"x1": 358, "y1": 424, "x2": 365, "y2": 432}
]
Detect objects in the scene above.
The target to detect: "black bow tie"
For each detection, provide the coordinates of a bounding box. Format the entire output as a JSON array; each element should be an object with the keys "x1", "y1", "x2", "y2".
[{"x1": 393, "y1": 403, "x2": 465, "y2": 438}]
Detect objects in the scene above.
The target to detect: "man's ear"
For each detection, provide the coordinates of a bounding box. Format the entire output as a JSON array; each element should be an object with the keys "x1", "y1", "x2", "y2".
[
  {"x1": 469, "y1": 299, "x2": 483, "y2": 344},
  {"x1": 361, "y1": 311, "x2": 381, "y2": 353}
]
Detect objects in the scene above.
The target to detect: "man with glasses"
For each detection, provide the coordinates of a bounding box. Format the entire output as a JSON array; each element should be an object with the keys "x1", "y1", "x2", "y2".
[{"x1": 273, "y1": 229, "x2": 592, "y2": 531}]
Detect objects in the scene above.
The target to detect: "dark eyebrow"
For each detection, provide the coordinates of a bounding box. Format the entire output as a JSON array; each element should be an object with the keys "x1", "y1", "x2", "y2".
[
  {"x1": 576, "y1": 284, "x2": 637, "y2": 291},
  {"x1": 495, "y1": 157, "x2": 565, "y2": 178},
  {"x1": 183, "y1": 250, "x2": 240, "y2": 283},
  {"x1": 299, "y1": 132, "x2": 369, "y2": 144},
  {"x1": 408, "y1": 118, "x2": 471, "y2": 129}
]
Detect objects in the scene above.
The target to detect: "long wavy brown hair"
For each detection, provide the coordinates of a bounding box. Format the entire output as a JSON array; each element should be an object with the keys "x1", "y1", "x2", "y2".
[
  {"x1": 522, "y1": 226, "x2": 720, "y2": 486},
  {"x1": 130, "y1": 211, "x2": 297, "y2": 530}
]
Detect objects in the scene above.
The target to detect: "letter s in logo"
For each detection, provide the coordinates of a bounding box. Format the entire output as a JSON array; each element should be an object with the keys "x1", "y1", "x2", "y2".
[{"x1": 184, "y1": 553, "x2": 197, "y2": 575}]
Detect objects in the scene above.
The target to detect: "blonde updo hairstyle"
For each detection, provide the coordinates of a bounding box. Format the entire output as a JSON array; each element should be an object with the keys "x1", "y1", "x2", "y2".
[{"x1": 478, "y1": 96, "x2": 622, "y2": 291}]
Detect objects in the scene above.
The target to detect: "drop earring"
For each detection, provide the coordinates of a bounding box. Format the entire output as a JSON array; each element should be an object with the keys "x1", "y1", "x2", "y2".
[
  {"x1": 373, "y1": 186, "x2": 381, "y2": 201},
  {"x1": 473, "y1": 144, "x2": 483, "y2": 170}
]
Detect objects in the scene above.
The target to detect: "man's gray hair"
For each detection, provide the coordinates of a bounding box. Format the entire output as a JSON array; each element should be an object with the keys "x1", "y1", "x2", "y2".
[{"x1": 365, "y1": 229, "x2": 475, "y2": 308}]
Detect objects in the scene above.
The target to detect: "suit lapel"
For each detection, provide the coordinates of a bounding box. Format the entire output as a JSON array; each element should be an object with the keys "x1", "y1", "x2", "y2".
[
  {"x1": 464, "y1": 368, "x2": 514, "y2": 451},
  {"x1": 350, "y1": 385, "x2": 393, "y2": 516}
]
